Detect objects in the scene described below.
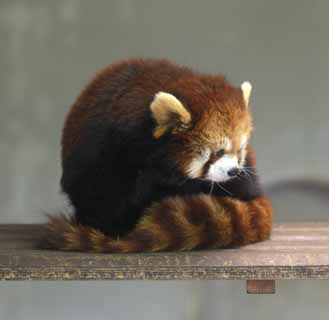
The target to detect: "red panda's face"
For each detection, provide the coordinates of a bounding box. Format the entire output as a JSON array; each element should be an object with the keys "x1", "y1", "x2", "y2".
[
  {"x1": 150, "y1": 82, "x2": 253, "y2": 183},
  {"x1": 178, "y1": 126, "x2": 251, "y2": 182}
]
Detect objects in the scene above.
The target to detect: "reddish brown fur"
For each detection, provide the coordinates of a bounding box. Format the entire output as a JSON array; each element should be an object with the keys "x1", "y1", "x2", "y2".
[
  {"x1": 43, "y1": 58, "x2": 272, "y2": 253},
  {"x1": 61, "y1": 58, "x2": 251, "y2": 170},
  {"x1": 42, "y1": 147, "x2": 272, "y2": 253},
  {"x1": 62, "y1": 59, "x2": 194, "y2": 160},
  {"x1": 41, "y1": 194, "x2": 272, "y2": 253}
]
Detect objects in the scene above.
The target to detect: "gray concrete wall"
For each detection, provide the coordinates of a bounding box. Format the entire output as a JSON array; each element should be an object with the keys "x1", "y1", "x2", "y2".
[{"x1": 1, "y1": 1, "x2": 328, "y2": 319}]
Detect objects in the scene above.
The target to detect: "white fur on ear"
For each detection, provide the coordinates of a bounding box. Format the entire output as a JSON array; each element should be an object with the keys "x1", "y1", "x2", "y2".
[
  {"x1": 150, "y1": 92, "x2": 191, "y2": 138},
  {"x1": 241, "y1": 81, "x2": 252, "y2": 105}
]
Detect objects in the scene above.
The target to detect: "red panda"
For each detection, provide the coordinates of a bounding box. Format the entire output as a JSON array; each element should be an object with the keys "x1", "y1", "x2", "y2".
[{"x1": 41, "y1": 58, "x2": 272, "y2": 252}]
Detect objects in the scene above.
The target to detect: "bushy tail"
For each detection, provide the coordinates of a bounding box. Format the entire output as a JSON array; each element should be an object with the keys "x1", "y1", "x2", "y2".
[{"x1": 40, "y1": 195, "x2": 272, "y2": 253}]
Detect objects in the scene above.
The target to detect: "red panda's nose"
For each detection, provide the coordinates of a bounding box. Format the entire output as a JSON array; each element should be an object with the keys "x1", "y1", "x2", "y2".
[{"x1": 227, "y1": 168, "x2": 240, "y2": 177}]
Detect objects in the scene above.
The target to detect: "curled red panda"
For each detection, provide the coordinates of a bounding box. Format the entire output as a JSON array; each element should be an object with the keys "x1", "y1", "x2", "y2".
[{"x1": 41, "y1": 58, "x2": 272, "y2": 252}]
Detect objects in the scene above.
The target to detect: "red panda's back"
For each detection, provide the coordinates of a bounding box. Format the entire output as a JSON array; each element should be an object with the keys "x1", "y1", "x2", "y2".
[{"x1": 61, "y1": 58, "x2": 193, "y2": 161}]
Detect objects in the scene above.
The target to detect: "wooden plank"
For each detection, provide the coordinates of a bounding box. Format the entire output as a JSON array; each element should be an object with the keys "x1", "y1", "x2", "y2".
[
  {"x1": 247, "y1": 280, "x2": 276, "y2": 294},
  {"x1": 1, "y1": 223, "x2": 329, "y2": 281}
]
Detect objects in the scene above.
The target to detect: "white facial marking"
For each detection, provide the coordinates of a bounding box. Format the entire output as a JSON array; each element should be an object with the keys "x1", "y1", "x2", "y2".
[
  {"x1": 186, "y1": 149, "x2": 210, "y2": 178},
  {"x1": 239, "y1": 148, "x2": 247, "y2": 166},
  {"x1": 238, "y1": 134, "x2": 248, "y2": 166},
  {"x1": 240, "y1": 134, "x2": 247, "y2": 149},
  {"x1": 206, "y1": 155, "x2": 239, "y2": 182},
  {"x1": 224, "y1": 137, "x2": 232, "y2": 152}
]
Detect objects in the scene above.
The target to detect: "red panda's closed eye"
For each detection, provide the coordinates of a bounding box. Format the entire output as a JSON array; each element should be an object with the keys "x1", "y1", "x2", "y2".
[{"x1": 216, "y1": 149, "x2": 225, "y2": 158}]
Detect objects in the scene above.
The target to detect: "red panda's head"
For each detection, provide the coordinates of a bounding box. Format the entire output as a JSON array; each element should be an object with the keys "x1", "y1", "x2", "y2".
[{"x1": 150, "y1": 79, "x2": 253, "y2": 183}]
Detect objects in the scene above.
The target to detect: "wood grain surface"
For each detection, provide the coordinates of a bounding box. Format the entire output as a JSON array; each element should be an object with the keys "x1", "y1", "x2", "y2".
[{"x1": 1, "y1": 223, "x2": 329, "y2": 281}]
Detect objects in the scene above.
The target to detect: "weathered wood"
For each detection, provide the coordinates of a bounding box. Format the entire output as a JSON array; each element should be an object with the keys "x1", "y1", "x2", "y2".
[
  {"x1": 247, "y1": 280, "x2": 276, "y2": 294},
  {"x1": 1, "y1": 223, "x2": 329, "y2": 281}
]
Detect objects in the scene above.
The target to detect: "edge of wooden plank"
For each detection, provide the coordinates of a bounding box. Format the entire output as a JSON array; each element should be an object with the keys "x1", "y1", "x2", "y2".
[
  {"x1": 1, "y1": 223, "x2": 329, "y2": 281},
  {"x1": 1, "y1": 265, "x2": 329, "y2": 281}
]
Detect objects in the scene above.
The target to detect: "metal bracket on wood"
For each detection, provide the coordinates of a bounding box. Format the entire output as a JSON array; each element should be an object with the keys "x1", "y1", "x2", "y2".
[{"x1": 246, "y1": 280, "x2": 276, "y2": 294}]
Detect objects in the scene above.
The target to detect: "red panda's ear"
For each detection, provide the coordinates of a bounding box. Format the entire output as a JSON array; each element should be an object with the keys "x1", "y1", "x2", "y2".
[
  {"x1": 241, "y1": 81, "x2": 252, "y2": 106},
  {"x1": 150, "y1": 92, "x2": 191, "y2": 138}
]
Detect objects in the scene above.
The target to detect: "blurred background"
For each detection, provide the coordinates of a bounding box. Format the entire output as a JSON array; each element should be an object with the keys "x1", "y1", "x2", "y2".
[{"x1": 1, "y1": 0, "x2": 328, "y2": 319}]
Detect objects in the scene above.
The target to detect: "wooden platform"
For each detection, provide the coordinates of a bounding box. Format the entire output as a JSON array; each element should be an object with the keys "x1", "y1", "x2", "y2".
[{"x1": 1, "y1": 223, "x2": 329, "y2": 292}]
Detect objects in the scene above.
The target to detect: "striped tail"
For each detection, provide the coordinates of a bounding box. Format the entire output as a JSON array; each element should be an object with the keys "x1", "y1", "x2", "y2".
[{"x1": 40, "y1": 195, "x2": 272, "y2": 253}]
